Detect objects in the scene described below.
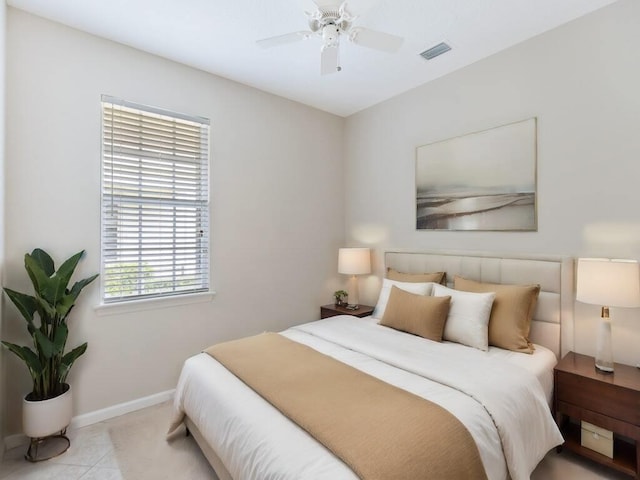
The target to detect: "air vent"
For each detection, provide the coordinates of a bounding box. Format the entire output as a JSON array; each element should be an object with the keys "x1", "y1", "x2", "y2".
[{"x1": 420, "y1": 42, "x2": 451, "y2": 60}]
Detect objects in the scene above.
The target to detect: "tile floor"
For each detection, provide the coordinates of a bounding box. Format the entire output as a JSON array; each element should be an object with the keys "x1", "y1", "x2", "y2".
[
  {"x1": 0, "y1": 401, "x2": 215, "y2": 480},
  {"x1": 0, "y1": 421, "x2": 122, "y2": 480},
  {"x1": 0, "y1": 400, "x2": 632, "y2": 479}
]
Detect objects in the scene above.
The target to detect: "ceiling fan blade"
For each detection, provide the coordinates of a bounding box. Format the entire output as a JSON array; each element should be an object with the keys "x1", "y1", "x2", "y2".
[
  {"x1": 311, "y1": 0, "x2": 378, "y2": 12},
  {"x1": 320, "y1": 45, "x2": 339, "y2": 75},
  {"x1": 256, "y1": 31, "x2": 311, "y2": 49},
  {"x1": 349, "y1": 27, "x2": 403, "y2": 53},
  {"x1": 311, "y1": 0, "x2": 342, "y2": 8}
]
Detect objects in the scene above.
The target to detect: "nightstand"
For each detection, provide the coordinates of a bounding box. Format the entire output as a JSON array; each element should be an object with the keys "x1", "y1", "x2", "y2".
[
  {"x1": 320, "y1": 304, "x2": 374, "y2": 319},
  {"x1": 554, "y1": 351, "x2": 640, "y2": 478}
]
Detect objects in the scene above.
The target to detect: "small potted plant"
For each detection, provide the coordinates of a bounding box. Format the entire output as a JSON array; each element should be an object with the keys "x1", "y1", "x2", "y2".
[
  {"x1": 333, "y1": 290, "x2": 348, "y2": 307},
  {"x1": 1, "y1": 248, "x2": 98, "y2": 459}
]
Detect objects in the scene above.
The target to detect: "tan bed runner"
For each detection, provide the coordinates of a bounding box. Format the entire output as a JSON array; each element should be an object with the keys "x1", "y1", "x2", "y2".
[
  {"x1": 206, "y1": 333, "x2": 487, "y2": 480},
  {"x1": 206, "y1": 333, "x2": 488, "y2": 480}
]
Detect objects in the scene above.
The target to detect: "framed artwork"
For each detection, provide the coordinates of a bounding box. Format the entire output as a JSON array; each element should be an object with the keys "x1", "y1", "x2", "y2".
[{"x1": 416, "y1": 118, "x2": 537, "y2": 231}]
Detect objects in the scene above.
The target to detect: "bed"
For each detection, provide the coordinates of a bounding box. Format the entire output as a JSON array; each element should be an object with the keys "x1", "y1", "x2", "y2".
[{"x1": 169, "y1": 250, "x2": 574, "y2": 480}]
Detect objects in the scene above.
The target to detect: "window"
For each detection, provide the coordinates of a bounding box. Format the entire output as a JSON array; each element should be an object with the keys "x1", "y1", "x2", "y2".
[{"x1": 101, "y1": 95, "x2": 210, "y2": 303}]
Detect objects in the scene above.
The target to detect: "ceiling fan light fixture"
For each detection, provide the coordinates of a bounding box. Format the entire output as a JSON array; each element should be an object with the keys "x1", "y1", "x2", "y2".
[
  {"x1": 338, "y1": 19, "x2": 352, "y2": 31},
  {"x1": 322, "y1": 24, "x2": 340, "y2": 47},
  {"x1": 420, "y1": 42, "x2": 452, "y2": 60},
  {"x1": 308, "y1": 17, "x2": 321, "y2": 32}
]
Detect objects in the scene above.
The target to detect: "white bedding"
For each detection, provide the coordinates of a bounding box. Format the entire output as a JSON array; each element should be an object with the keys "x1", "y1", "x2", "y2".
[
  {"x1": 171, "y1": 316, "x2": 562, "y2": 480},
  {"x1": 333, "y1": 317, "x2": 558, "y2": 405}
]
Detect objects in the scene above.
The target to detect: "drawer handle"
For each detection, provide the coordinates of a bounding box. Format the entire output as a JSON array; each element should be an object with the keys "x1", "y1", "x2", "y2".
[{"x1": 593, "y1": 433, "x2": 600, "y2": 440}]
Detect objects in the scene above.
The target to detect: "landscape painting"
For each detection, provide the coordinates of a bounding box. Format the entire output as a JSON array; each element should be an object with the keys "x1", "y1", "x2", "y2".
[{"x1": 416, "y1": 118, "x2": 537, "y2": 231}]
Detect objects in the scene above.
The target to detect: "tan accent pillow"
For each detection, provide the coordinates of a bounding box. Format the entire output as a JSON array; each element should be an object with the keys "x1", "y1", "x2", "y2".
[
  {"x1": 453, "y1": 276, "x2": 540, "y2": 354},
  {"x1": 379, "y1": 286, "x2": 451, "y2": 342},
  {"x1": 387, "y1": 268, "x2": 446, "y2": 285}
]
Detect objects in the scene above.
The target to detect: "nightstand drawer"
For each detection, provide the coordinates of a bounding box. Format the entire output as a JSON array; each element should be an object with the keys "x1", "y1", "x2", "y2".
[{"x1": 556, "y1": 371, "x2": 640, "y2": 425}]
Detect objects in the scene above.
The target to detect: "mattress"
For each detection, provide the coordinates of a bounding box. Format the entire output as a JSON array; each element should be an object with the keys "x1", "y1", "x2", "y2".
[{"x1": 171, "y1": 316, "x2": 562, "y2": 480}]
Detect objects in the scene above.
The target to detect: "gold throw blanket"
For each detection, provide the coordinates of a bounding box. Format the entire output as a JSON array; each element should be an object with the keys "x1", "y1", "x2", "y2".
[{"x1": 205, "y1": 333, "x2": 488, "y2": 480}]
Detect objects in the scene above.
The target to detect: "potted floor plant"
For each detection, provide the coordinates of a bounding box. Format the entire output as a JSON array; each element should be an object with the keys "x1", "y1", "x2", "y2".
[{"x1": 1, "y1": 249, "x2": 98, "y2": 450}]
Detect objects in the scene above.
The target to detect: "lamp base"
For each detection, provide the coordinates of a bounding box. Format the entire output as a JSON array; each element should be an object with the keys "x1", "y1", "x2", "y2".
[
  {"x1": 595, "y1": 315, "x2": 614, "y2": 374},
  {"x1": 595, "y1": 363, "x2": 614, "y2": 373},
  {"x1": 346, "y1": 275, "x2": 360, "y2": 308}
]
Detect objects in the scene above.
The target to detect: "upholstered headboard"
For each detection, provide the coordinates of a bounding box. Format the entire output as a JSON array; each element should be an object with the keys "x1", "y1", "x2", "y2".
[{"x1": 384, "y1": 251, "x2": 574, "y2": 359}]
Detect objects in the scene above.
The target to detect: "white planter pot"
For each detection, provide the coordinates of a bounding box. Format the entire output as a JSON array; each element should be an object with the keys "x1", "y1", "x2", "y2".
[{"x1": 23, "y1": 385, "x2": 73, "y2": 438}]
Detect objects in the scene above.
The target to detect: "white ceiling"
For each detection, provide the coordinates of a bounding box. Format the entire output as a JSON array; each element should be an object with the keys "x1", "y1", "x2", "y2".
[{"x1": 7, "y1": 0, "x2": 617, "y2": 117}]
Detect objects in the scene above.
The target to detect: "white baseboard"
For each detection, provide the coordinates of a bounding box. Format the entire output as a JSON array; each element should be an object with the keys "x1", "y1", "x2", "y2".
[
  {"x1": 4, "y1": 389, "x2": 175, "y2": 452},
  {"x1": 69, "y1": 389, "x2": 175, "y2": 430},
  {"x1": 4, "y1": 433, "x2": 28, "y2": 451}
]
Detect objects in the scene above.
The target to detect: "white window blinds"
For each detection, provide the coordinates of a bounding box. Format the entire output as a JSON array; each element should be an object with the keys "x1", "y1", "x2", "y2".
[{"x1": 101, "y1": 95, "x2": 210, "y2": 303}]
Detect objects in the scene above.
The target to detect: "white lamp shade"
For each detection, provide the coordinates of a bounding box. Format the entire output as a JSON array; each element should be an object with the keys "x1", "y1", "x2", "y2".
[
  {"x1": 576, "y1": 258, "x2": 640, "y2": 308},
  {"x1": 338, "y1": 248, "x2": 371, "y2": 275}
]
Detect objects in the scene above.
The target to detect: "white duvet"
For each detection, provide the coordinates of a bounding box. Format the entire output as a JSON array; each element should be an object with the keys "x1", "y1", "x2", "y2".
[{"x1": 171, "y1": 316, "x2": 563, "y2": 480}]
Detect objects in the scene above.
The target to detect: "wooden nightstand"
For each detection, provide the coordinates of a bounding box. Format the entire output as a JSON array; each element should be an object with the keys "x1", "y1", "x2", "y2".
[
  {"x1": 320, "y1": 304, "x2": 374, "y2": 319},
  {"x1": 554, "y1": 351, "x2": 640, "y2": 478}
]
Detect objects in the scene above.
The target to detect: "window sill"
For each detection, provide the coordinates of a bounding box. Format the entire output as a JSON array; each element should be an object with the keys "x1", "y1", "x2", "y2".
[{"x1": 94, "y1": 291, "x2": 215, "y2": 317}]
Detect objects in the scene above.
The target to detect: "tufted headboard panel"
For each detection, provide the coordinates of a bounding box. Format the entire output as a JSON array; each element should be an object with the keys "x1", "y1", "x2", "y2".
[{"x1": 384, "y1": 250, "x2": 574, "y2": 358}]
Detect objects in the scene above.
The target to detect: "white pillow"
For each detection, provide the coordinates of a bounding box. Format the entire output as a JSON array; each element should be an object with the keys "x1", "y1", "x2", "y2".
[
  {"x1": 432, "y1": 284, "x2": 495, "y2": 351},
  {"x1": 372, "y1": 279, "x2": 434, "y2": 319}
]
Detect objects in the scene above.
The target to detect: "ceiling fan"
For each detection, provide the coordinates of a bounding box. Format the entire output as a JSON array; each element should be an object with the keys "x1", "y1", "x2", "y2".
[{"x1": 256, "y1": 1, "x2": 404, "y2": 75}]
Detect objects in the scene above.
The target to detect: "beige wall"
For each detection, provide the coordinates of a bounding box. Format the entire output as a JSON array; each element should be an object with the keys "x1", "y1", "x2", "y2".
[
  {"x1": 344, "y1": 0, "x2": 640, "y2": 365},
  {"x1": 3, "y1": 9, "x2": 345, "y2": 436},
  {"x1": 0, "y1": 0, "x2": 6, "y2": 459}
]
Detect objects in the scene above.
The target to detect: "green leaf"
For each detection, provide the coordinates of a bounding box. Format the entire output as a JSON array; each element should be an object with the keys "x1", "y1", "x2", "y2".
[
  {"x1": 25, "y1": 253, "x2": 56, "y2": 304},
  {"x1": 30, "y1": 248, "x2": 55, "y2": 276},
  {"x1": 51, "y1": 251, "x2": 85, "y2": 303},
  {"x1": 56, "y1": 295, "x2": 75, "y2": 319},
  {"x1": 58, "y1": 342, "x2": 88, "y2": 384},
  {"x1": 1, "y1": 341, "x2": 43, "y2": 374},
  {"x1": 3, "y1": 288, "x2": 38, "y2": 323},
  {"x1": 34, "y1": 330, "x2": 55, "y2": 359},
  {"x1": 57, "y1": 273, "x2": 99, "y2": 318},
  {"x1": 34, "y1": 296, "x2": 57, "y2": 322},
  {"x1": 69, "y1": 274, "x2": 99, "y2": 299},
  {"x1": 52, "y1": 324, "x2": 68, "y2": 356},
  {"x1": 26, "y1": 321, "x2": 37, "y2": 336},
  {"x1": 24, "y1": 250, "x2": 85, "y2": 306}
]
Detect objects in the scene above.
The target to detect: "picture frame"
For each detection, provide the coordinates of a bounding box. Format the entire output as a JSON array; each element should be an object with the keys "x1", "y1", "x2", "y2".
[{"x1": 416, "y1": 118, "x2": 537, "y2": 231}]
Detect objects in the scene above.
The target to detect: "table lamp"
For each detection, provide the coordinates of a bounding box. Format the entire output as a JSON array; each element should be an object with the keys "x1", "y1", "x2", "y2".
[
  {"x1": 338, "y1": 248, "x2": 371, "y2": 309},
  {"x1": 576, "y1": 258, "x2": 640, "y2": 373}
]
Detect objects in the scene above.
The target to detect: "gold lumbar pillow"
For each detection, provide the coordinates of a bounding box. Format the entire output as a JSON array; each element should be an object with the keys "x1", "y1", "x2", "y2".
[
  {"x1": 379, "y1": 285, "x2": 451, "y2": 342},
  {"x1": 387, "y1": 268, "x2": 446, "y2": 285}
]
